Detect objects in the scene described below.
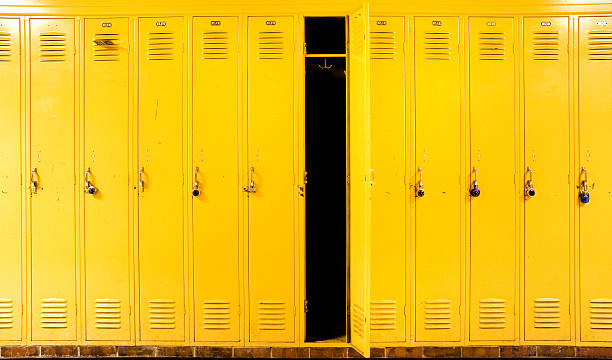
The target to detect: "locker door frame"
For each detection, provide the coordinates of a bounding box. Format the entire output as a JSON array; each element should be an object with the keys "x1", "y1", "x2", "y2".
[
  {"x1": 25, "y1": 16, "x2": 81, "y2": 344},
  {"x1": 78, "y1": 16, "x2": 136, "y2": 345},
  {"x1": 134, "y1": 15, "x2": 189, "y2": 345},
  {"x1": 465, "y1": 15, "x2": 520, "y2": 345},
  {"x1": 0, "y1": 16, "x2": 25, "y2": 344}
]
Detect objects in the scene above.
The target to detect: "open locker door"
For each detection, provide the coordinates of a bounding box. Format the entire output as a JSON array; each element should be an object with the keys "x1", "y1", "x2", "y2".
[{"x1": 348, "y1": 2, "x2": 371, "y2": 357}]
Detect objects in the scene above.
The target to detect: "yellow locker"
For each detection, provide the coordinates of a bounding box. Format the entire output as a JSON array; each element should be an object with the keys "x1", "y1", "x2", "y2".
[
  {"x1": 0, "y1": 17, "x2": 21, "y2": 341},
  {"x1": 192, "y1": 16, "x2": 240, "y2": 343},
  {"x1": 414, "y1": 16, "x2": 462, "y2": 342},
  {"x1": 369, "y1": 16, "x2": 406, "y2": 343},
  {"x1": 523, "y1": 17, "x2": 571, "y2": 341},
  {"x1": 468, "y1": 17, "x2": 516, "y2": 341},
  {"x1": 246, "y1": 16, "x2": 295, "y2": 343},
  {"x1": 578, "y1": 15, "x2": 612, "y2": 343},
  {"x1": 83, "y1": 17, "x2": 131, "y2": 341},
  {"x1": 137, "y1": 16, "x2": 185, "y2": 342},
  {"x1": 349, "y1": 4, "x2": 371, "y2": 356},
  {"x1": 29, "y1": 18, "x2": 77, "y2": 341}
]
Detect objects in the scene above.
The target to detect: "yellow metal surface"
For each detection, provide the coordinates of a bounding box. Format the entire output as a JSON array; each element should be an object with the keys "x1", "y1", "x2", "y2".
[
  {"x1": 523, "y1": 16, "x2": 571, "y2": 342},
  {"x1": 192, "y1": 16, "x2": 241, "y2": 343},
  {"x1": 413, "y1": 16, "x2": 462, "y2": 343},
  {"x1": 137, "y1": 16, "x2": 185, "y2": 342},
  {"x1": 578, "y1": 15, "x2": 612, "y2": 343},
  {"x1": 369, "y1": 15, "x2": 406, "y2": 344},
  {"x1": 348, "y1": 3, "x2": 371, "y2": 356},
  {"x1": 29, "y1": 17, "x2": 78, "y2": 342},
  {"x1": 83, "y1": 17, "x2": 132, "y2": 342},
  {"x1": 468, "y1": 16, "x2": 516, "y2": 342},
  {"x1": 0, "y1": 17, "x2": 21, "y2": 342},
  {"x1": 246, "y1": 16, "x2": 296, "y2": 343}
]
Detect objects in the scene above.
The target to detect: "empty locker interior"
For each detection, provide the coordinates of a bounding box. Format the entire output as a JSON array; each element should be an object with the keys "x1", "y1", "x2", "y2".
[
  {"x1": 304, "y1": 17, "x2": 348, "y2": 343},
  {"x1": 0, "y1": 0, "x2": 610, "y2": 354},
  {"x1": 83, "y1": 17, "x2": 132, "y2": 342},
  {"x1": 468, "y1": 16, "x2": 517, "y2": 342}
]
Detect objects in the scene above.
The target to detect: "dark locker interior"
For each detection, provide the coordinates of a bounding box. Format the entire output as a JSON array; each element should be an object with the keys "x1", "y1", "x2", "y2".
[{"x1": 305, "y1": 17, "x2": 348, "y2": 343}]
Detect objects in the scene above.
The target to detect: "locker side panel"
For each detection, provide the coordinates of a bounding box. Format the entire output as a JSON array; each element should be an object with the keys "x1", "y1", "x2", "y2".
[
  {"x1": 30, "y1": 18, "x2": 77, "y2": 341},
  {"x1": 523, "y1": 16, "x2": 571, "y2": 342},
  {"x1": 192, "y1": 16, "x2": 240, "y2": 343},
  {"x1": 0, "y1": 17, "x2": 22, "y2": 342},
  {"x1": 369, "y1": 16, "x2": 406, "y2": 343},
  {"x1": 578, "y1": 15, "x2": 612, "y2": 343},
  {"x1": 468, "y1": 17, "x2": 516, "y2": 342},
  {"x1": 247, "y1": 16, "x2": 295, "y2": 343},
  {"x1": 137, "y1": 16, "x2": 185, "y2": 342},
  {"x1": 83, "y1": 17, "x2": 131, "y2": 342},
  {"x1": 414, "y1": 16, "x2": 462, "y2": 342}
]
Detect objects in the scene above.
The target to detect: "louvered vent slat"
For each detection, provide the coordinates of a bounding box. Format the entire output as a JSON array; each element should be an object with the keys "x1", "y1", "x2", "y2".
[
  {"x1": 533, "y1": 31, "x2": 560, "y2": 61},
  {"x1": 40, "y1": 32, "x2": 67, "y2": 62},
  {"x1": 257, "y1": 31, "x2": 284, "y2": 60},
  {"x1": 147, "y1": 32, "x2": 175, "y2": 61},
  {"x1": 424, "y1": 32, "x2": 451, "y2": 60},
  {"x1": 479, "y1": 32, "x2": 505, "y2": 60},
  {"x1": 202, "y1": 31, "x2": 229, "y2": 60},
  {"x1": 587, "y1": 30, "x2": 612, "y2": 61},
  {"x1": 0, "y1": 32, "x2": 12, "y2": 62},
  {"x1": 370, "y1": 31, "x2": 397, "y2": 60},
  {"x1": 93, "y1": 33, "x2": 120, "y2": 61}
]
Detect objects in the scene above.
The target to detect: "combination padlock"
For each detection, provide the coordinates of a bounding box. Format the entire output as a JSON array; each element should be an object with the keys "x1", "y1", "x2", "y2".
[{"x1": 470, "y1": 167, "x2": 481, "y2": 198}]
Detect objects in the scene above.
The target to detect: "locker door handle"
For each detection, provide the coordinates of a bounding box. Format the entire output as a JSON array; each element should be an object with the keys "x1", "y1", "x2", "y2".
[
  {"x1": 30, "y1": 167, "x2": 38, "y2": 194},
  {"x1": 470, "y1": 167, "x2": 481, "y2": 197},
  {"x1": 84, "y1": 167, "x2": 97, "y2": 195},
  {"x1": 579, "y1": 166, "x2": 590, "y2": 204},
  {"x1": 525, "y1": 166, "x2": 535, "y2": 198},
  {"x1": 192, "y1": 167, "x2": 200, "y2": 197},
  {"x1": 138, "y1": 167, "x2": 145, "y2": 193},
  {"x1": 243, "y1": 166, "x2": 256, "y2": 194},
  {"x1": 416, "y1": 167, "x2": 425, "y2": 197}
]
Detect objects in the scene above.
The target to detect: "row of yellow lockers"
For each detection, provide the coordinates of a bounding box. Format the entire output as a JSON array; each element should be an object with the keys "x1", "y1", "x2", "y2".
[{"x1": 0, "y1": 12, "x2": 610, "y2": 348}]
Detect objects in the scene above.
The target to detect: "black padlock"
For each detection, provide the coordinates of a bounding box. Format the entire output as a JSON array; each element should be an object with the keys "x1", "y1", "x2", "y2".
[
  {"x1": 416, "y1": 188, "x2": 425, "y2": 197},
  {"x1": 192, "y1": 188, "x2": 200, "y2": 197}
]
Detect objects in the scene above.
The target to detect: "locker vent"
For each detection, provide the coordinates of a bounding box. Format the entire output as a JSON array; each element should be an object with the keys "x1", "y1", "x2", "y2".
[
  {"x1": 148, "y1": 299, "x2": 176, "y2": 329},
  {"x1": 534, "y1": 298, "x2": 561, "y2": 328},
  {"x1": 587, "y1": 30, "x2": 612, "y2": 60},
  {"x1": 424, "y1": 299, "x2": 452, "y2": 329},
  {"x1": 532, "y1": 31, "x2": 561, "y2": 60},
  {"x1": 371, "y1": 300, "x2": 397, "y2": 330},
  {"x1": 257, "y1": 301, "x2": 285, "y2": 330},
  {"x1": 147, "y1": 32, "x2": 175, "y2": 61},
  {"x1": 95, "y1": 298, "x2": 121, "y2": 329},
  {"x1": 0, "y1": 298, "x2": 13, "y2": 329},
  {"x1": 590, "y1": 298, "x2": 612, "y2": 329},
  {"x1": 92, "y1": 33, "x2": 120, "y2": 61},
  {"x1": 202, "y1": 300, "x2": 231, "y2": 330},
  {"x1": 424, "y1": 32, "x2": 451, "y2": 60},
  {"x1": 39, "y1": 32, "x2": 67, "y2": 62},
  {"x1": 370, "y1": 31, "x2": 397, "y2": 60},
  {"x1": 352, "y1": 303, "x2": 365, "y2": 338},
  {"x1": 257, "y1": 31, "x2": 284, "y2": 60},
  {"x1": 479, "y1": 298, "x2": 506, "y2": 329},
  {"x1": 202, "y1": 31, "x2": 229, "y2": 60},
  {"x1": 479, "y1": 32, "x2": 506, "y2": 60},
  {"x1": 0, "y1": 32, "x2": 12, "y2": 62},
  {"x1": 41, "y1": 298, "x2": 68, "y2": 328}
]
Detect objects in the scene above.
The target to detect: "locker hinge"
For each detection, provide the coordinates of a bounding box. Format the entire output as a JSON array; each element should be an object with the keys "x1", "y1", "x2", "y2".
[
  {"x1": 459, "y1": 305, "x2": 461, "y2": 315},
  {"x1": 346, "y1": 175, "x2": 350, "y2": 185},
  {"x1": 304, "y1": 300, "x2": 309, "y2": 313},
  {"x1": 293, "y1": 306, "x2": 296, "y2": 318}
]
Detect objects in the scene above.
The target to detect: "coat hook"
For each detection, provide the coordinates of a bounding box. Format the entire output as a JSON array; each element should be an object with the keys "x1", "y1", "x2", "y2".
[{"x1": 318, "y1": 58, "x2": 333, "y2": 70}]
